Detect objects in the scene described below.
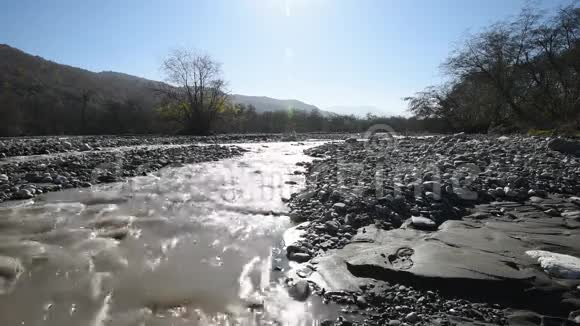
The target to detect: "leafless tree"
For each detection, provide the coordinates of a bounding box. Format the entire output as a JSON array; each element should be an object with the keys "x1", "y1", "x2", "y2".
[
  {"x1": 409, "y1": 3, "x2": 579, "y2": 131},
  {"x1": 159, "y1": 48, "x2": 228, "y2": 134}
]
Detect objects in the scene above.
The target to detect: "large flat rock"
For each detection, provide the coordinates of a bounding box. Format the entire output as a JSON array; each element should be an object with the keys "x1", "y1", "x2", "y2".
[
  {"x1": 310, "y1": 211, "x2": 580, "y2": 315},
  {"x1": 331, "y1": 222, "x2": 535, "y2": 284}
]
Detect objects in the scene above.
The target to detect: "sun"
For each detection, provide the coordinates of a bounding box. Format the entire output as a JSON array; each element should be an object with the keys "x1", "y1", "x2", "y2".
[{"x1": 256, "y1": 0, "x2": 321, "y2": 18}]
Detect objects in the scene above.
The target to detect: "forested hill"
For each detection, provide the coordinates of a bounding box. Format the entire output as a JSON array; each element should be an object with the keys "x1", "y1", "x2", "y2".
[
  {"x1": 0, "y1": 44, "x2": 325, "y2": 135},
  {"x1": 0, "y1": 44, "x2": 162, "y2": 135},
  {"x1": 0, "y1": 45, "x2": 166, "y2": 105}
]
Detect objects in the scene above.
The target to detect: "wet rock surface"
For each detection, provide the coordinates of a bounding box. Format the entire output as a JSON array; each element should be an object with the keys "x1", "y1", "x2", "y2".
[{"x1": 287, "y1": 135, "x2": 580, "y2": 325}]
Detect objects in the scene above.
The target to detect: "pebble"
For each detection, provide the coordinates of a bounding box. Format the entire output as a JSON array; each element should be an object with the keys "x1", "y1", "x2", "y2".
[
  {"x1": 570, "y1": 310, "x2": 580, "y2": 323},
  {"x1": 324, "y1": 220, "x2": 340, "y2": 234},
  {"x1": 14, "y1": 188, "x2": 33, "y2": 200},
  {"x1": 288, "y1": 252, "x2": 311, "y2": 263},
  {"x1": 333, "y1": 202, "x2": 347, "y2": 210},
  {"x1": 410, "y1": 216, "x2": 436, "y2": 230},
  {"x1": 355, "y1": 296, "x2": 367, "y2": 307},
  {"x1": 288, "y1": 280, "x2": 310, "y2": 301},
  {"x1": 562, "y1": 211, "x2": 580, "y2": 220},
  {"x1": 405, "y1": 312, "x2": 419, "y2": 323}
]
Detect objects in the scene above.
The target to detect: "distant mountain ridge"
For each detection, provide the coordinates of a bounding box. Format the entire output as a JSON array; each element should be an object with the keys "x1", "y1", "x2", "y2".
[
  {"x1": 230, "y1": 94, "x2": 322, "y2": 113},
  {"x1": 0, "y1": 44, "x2": 323, "y2": 115}
]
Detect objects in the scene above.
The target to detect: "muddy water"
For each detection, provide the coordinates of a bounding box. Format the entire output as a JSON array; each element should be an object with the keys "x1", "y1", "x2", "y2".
[{"x1": 0, "y1": 142, "x2": 340, "y2": 326}]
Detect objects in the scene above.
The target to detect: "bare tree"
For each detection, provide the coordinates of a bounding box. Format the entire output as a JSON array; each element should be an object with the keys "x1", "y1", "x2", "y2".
[
  {"x1": 411, "y1": 3, "x2": 579, "y2": 131},
  {"x1": 159, "y1": 48, "x2": 228, "y2": 135},
  {"x1": 525, "y1": 4, "x2": 580, "y2": 121}
]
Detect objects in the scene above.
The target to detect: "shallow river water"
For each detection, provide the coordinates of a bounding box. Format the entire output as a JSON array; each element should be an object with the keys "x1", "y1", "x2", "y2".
[{"x1": 0, "y1": 142, "x2": 339, "y2": 326}]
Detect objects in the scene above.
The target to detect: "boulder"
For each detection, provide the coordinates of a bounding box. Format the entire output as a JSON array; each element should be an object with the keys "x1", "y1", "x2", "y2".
[
  {"x1": 547, "y1": 138, "x2": 580, "y2": 156},
  {"x1": 309, "y1": 216, "x2": 580, "y2": 312}
]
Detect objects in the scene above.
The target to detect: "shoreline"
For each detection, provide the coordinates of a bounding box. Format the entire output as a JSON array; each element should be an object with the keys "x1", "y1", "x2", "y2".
[
  {"x1": 285, "y1": 134, "x2": 580, "y2": 325},
  {"x1": 0, "y1": 142, "x2": 247, "y2": 202},
  {"x1": 0, "y1": 134, "x2": 354, "y2": 203}
]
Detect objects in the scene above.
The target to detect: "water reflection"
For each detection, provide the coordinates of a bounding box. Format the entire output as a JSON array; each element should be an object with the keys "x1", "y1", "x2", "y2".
[{"x1": 0, "y1": 142, "x2": 340, "y2": 326}]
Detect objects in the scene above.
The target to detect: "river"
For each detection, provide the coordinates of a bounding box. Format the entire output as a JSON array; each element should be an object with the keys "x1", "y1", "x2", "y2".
[{"x1": 0, "y1": 141, "x2": 340, "y2": 326}]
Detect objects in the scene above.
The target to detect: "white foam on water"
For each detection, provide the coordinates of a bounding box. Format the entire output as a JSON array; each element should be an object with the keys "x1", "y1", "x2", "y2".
[
  {"x1": 283, "y1": 222, "x2": 310, "y2": 247},
  {"x1": 261, "y1": 250, "x2": 272, "y2": 291},
  {"x1": 238, "y1": 256, "x2": 261, "y2": 301},
  {"x1": 91, "y1": 293, "x2": 112, "y2": 326}
]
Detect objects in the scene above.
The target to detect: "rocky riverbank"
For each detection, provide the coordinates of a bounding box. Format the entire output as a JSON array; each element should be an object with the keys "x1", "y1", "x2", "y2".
[
  {"x1": 0, "y1": 134, "x2": 359, "y2": 203},
  {"x1": 0, "y1": 143, "x2": 246, "y2": 202},
  {"x1": 286, "y1": 135, "x2": 580, "y2": 325},
  {"x1": 0, "y1": 133, "x2": 350, "y2": 158}
]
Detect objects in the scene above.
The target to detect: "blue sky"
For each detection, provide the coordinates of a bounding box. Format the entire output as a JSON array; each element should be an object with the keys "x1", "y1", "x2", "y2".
[{"x1": 0, "y1": 0, "x2": 572, "y2": 115}]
